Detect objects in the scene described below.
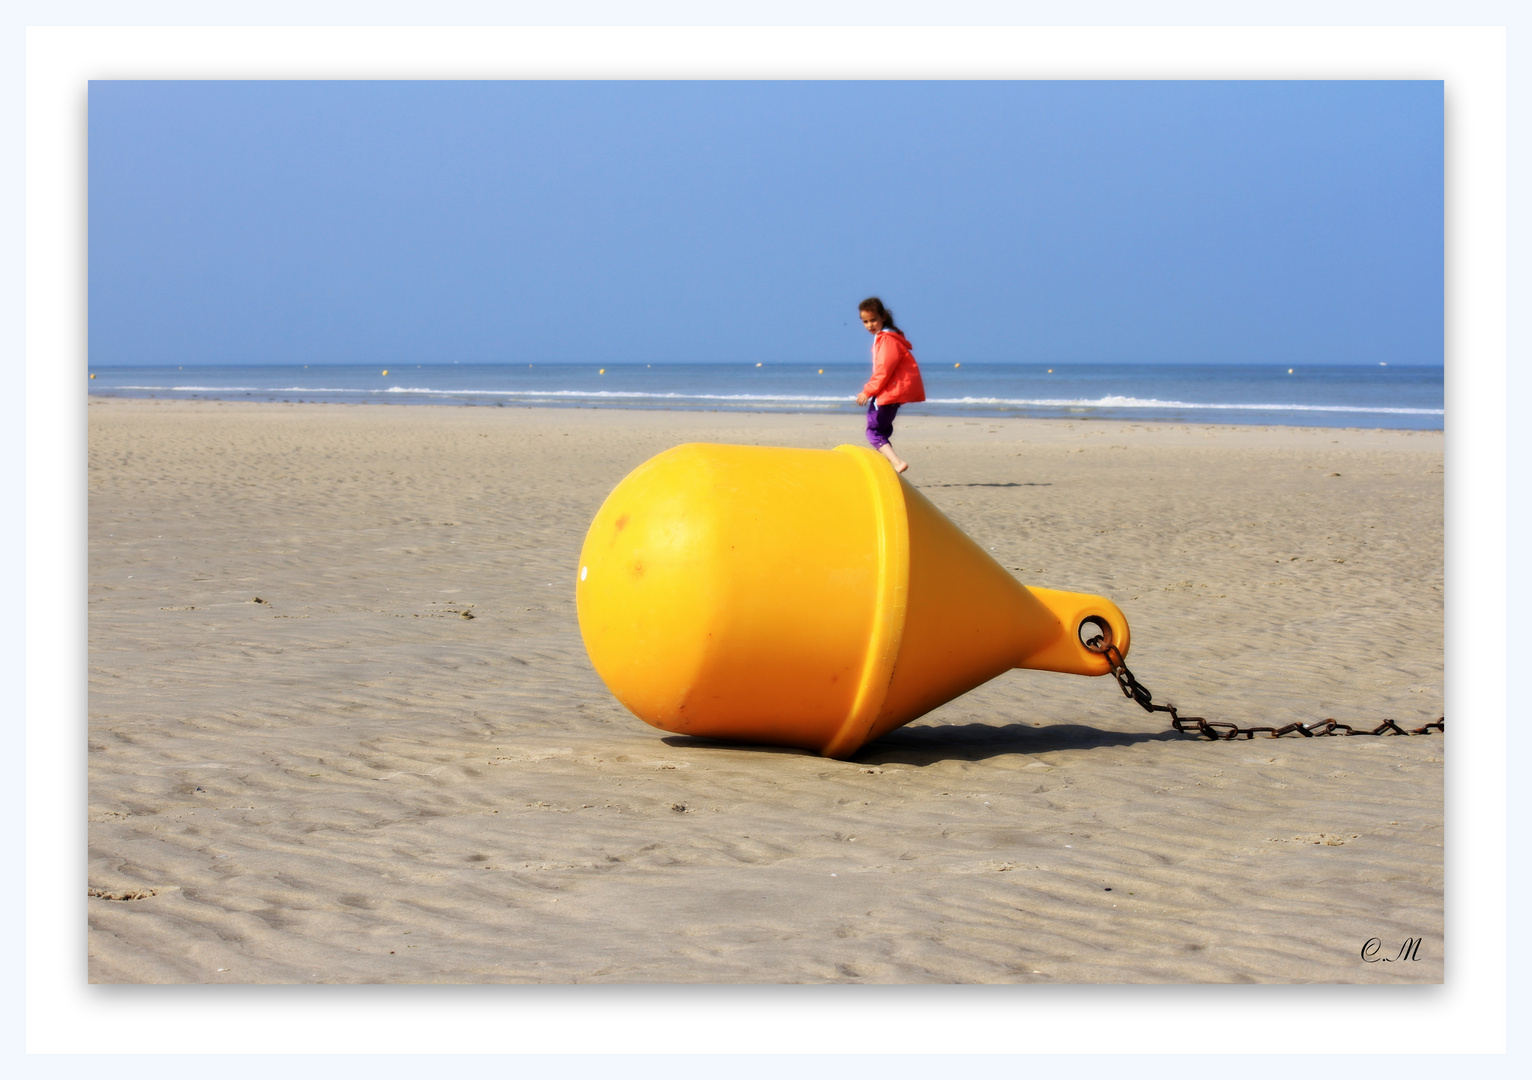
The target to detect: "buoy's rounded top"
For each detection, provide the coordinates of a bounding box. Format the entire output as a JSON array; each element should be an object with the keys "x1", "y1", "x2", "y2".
[{"x1": 575, "y1": 443, "x2": 909, "y2": 755}]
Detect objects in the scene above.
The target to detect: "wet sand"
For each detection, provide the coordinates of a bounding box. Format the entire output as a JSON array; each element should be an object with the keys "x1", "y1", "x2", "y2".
[{"x1": 87, "y1": 398, "x2": 1444, "y2": 983}]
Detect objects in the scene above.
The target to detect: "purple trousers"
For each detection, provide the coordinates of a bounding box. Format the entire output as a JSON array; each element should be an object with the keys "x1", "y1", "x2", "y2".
[{"x1": 865, "y1": 402, "x2": 900, "y2": 449}]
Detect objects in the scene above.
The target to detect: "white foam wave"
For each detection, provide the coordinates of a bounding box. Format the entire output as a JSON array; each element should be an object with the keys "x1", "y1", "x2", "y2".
[
  {"x1": 103, "y1": 384, "x2": 1442, "y2": 417},
  {"x1": 925, "y1": 394, "x2": 1444, "y2": 416},
  {"x1": 394, "y1": 387, "x2": 1442, "y2": 415},
  {"x1": 381, "y1": 386, "x2": 851, "y2": 403},
  {"x1": 119, "y1": 385, "x2": 367, "y2": 394}
]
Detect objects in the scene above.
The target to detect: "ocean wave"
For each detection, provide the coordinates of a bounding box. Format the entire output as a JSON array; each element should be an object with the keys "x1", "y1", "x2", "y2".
[
  {"x1": 380, "y1": 386, "x2": 852, "y2": 403},
  {"x1": 103, "y1": 384, "x2": 1443, "y2": 417},
  {"x1": 118, "y1": 385, "x2": 368, "y2": 394},
  {"x1": 391, "y1": 387, "x2": 1442, "y2": 415},
  {"x1": 924, "y1": 395, "x2": 1445, "y2": 416}
]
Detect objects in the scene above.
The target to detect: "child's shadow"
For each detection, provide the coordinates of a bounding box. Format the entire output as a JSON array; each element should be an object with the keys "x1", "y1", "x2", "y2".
[{"x1": 918, "y1": 481, "x2": 1052, "y2": 488}]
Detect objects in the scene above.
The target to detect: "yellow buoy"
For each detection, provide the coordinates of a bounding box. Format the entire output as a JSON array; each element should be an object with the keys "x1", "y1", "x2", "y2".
[
  {"x1": 576, "y1": 443, "x2": 1129, "y2": 758},
  {"x1": 382, "y1": 369, "x2": 388, "y2": 376},
  {"x1": 599, "y1": 368, "x2": 606, "y2": 374}
]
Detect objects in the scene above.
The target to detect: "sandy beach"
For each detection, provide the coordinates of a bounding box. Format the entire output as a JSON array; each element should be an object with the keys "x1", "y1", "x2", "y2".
[{"x1": 87, "y1": 398, "x2": 1444, "y2": 984}]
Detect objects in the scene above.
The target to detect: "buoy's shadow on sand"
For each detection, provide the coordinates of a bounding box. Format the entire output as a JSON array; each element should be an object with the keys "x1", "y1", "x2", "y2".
[
  {"x1": 860, "y1": 722, "x2": 1185, "y2": 764},
  {"x1": 662, "y1": 722, "x2": 1185, "y2": 765}
]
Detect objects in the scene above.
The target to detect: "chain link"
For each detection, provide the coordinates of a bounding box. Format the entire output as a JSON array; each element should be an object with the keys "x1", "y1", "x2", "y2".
[{"x1": 1085, "y1": 637, "x2": 1444, "y2": 740}]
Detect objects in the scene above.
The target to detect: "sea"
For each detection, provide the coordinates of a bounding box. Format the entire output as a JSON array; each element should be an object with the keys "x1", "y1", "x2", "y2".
[{"x1": 86, "y1": 362, "x2": 1444, "y2": 431}]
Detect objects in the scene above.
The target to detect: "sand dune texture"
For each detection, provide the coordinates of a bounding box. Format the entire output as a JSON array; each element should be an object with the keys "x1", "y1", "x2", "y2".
[{"x1": 88, "y1": 399, "x2": 1444, "y2": 983}]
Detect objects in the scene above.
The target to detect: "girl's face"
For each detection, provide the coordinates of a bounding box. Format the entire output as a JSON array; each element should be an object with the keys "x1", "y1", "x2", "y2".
[{"x1": 859, "y1": 309, "x2": 884, "y2": 333}]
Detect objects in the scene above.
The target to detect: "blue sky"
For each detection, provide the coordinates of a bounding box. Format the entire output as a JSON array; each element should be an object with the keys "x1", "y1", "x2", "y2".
[{"x1": 88, "y1": 80, "x2": 1442, "y2": 366}]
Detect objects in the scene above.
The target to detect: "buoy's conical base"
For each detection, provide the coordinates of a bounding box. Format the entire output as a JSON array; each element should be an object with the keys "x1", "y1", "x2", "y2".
[{"x1": 824, "y1": 479, "x2": 1128, "y2": 757}]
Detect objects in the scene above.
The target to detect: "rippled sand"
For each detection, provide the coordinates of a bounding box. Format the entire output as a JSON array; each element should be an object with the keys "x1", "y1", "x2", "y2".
[{"x1": 88, "y1": 399, "x2": 1444, "y2": 983}]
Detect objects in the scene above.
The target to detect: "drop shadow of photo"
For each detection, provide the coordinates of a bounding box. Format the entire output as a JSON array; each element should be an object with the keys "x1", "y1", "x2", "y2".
[{"x1": 661, "y1": 721, "x2": 1187, "y2": 765}]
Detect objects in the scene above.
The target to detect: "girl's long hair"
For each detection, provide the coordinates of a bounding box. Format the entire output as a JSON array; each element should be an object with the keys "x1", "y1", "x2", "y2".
[{"x1": 858, "y1": 296, "x2": 902, "y2": 335}]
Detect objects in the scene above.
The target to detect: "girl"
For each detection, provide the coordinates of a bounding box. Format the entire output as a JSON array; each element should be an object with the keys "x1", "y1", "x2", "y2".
[{"x1": 854, "y1": 297, "x2": 926, "y2": 473}]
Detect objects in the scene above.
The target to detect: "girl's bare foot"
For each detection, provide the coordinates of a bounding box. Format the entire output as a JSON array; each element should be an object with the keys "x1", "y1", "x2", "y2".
[{"x1": 878, "y1": 444, "x2": 909, "y2": 473}]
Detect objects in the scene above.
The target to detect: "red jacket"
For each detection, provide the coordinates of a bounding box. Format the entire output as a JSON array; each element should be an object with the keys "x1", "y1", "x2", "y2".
[{"x1": 862, "y1": 329, "x2": 926, "y2": 405}]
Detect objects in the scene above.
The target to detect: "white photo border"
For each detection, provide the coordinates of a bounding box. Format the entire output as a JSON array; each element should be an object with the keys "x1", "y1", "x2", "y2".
[{"x1": 29, "y1": 19, "x2": 1507, "y2": 1059}]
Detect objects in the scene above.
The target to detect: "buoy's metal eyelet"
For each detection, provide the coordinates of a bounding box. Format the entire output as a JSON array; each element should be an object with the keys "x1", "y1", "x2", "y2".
[{"x1": 1079, "y1": 616, "x2": 1112, "y2": 652}]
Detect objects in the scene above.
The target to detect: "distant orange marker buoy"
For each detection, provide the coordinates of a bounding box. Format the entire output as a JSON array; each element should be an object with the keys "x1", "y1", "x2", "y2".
[
  {"x1": 818, "y1": 369, "x2": 824, "y2": 374},
  {"x1": 954, "y1": 363, "x2": 960, "y2": 368},
  {"x1": 577, "y1": 444, "x2": 1129, "y2": 758},
  {"x1": 381, "y1": 369, "x2": 388, "y2": 376},
  {"x1": 599, "y1": 369, "x2": 606, "y2": 374},
  {"x1": 89, "y1": 373, "x2": 95, "y2": 379}
]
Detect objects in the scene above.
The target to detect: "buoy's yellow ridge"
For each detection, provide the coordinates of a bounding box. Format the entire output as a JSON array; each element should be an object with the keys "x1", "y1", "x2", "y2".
[{"x1": 819, "y1": 446, "x2": 910, "y2": 759}]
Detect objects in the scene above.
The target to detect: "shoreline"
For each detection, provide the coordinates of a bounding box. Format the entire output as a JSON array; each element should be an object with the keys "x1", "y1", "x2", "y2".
[
  {"x1": 82, "y1": 358, "x2": 1447, "y2": 432},
  {"x1": 88, "y1": 397, "x2": 1444, "y2": 983},
  {"x1": 88, "y1": 392, "x2": 1446, "y2": 437}
]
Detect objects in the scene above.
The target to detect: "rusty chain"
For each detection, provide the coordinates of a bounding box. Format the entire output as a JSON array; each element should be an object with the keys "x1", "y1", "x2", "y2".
[{"x1": 1083, "y1": 636, "x2": 1443, "y2": 741}]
